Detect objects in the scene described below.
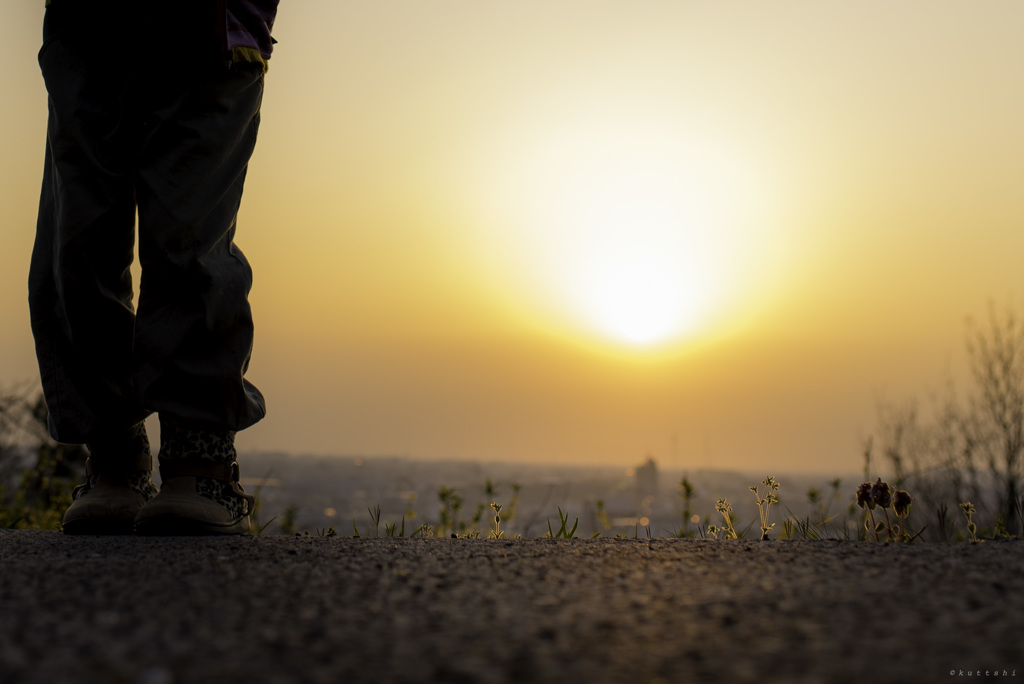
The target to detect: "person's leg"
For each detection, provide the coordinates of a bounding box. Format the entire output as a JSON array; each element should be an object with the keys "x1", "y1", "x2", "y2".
[
  {"x1": 30, "y1": 1, "x2": 156, "y2": 533},
  {"x1": 131, "y1": 60, "x2": 266, "y2": 432},
  {"x1": 131, "y1": 19, "x2": 266, "y2": 534},
  {"x1": 30, "y1": 1, "x2": 149, "y2": 443}
]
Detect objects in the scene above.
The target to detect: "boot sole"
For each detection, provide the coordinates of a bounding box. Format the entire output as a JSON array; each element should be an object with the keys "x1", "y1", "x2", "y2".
[
  {"x1": 62, "y1": 517, "x2": 137, "y2": 536},
  {"x1": 134, "y1": 515, "x2": 250, "y2": 536}
]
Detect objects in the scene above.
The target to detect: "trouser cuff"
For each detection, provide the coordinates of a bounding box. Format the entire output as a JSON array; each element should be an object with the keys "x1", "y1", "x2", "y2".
[{"x1": 85, "y1": 422, "x2": 152, "y2": 473}]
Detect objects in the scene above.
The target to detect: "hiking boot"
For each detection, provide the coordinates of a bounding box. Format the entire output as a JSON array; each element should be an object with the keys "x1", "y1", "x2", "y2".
[
  {"x1": 62, "y1": 425, "x2": 157, "y2": 535},
  {"x1": 134, "y1": 420, "x2": 254, "y2": 536}
]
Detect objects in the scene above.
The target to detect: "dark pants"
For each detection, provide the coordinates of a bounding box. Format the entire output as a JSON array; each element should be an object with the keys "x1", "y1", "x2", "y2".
[{"x1": 30, "y1": 1, "x2": 266, "y2": 444}]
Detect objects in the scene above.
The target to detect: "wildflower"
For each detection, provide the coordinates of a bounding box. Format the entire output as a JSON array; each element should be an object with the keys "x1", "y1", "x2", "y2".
[
  {"x1": 751, "y1": 476, "x2": 780, "y2": 540},
  {"x1": 893, "y1": 490, "x2": 913, "y2": 517},
  {"x1": 856, "y1": 482, "x2": 874, "y2": 509},
  {"x1": 960, "y1": 502, "x2": 980, "y2": 543},
  {"x1": 870, "y1": 478, "x2": 892, "y2": 509},
  {"x1": 714, "y1": 498, "x2": 738, "y2": 539}
]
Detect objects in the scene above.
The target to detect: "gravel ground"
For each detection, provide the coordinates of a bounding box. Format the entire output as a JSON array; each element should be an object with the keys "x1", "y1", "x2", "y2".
[{"x1": 0, "y1": 531, "x2": 1021, "y2": 684}]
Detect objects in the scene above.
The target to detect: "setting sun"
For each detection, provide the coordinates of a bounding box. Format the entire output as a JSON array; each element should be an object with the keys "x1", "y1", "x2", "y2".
[{"x1": 473, "y1": 108, "x2": 770, "y2": 351}]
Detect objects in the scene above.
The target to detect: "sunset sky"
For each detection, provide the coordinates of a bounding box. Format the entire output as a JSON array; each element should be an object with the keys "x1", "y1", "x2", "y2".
[{"x1": 2, "y1": 2, "x2": 1023, "y2": 473}]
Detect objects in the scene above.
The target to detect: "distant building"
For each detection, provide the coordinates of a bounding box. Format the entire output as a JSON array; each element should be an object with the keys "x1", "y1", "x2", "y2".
[{"x1": 634, "y1": 456, "x2": 658, "y2": 500}]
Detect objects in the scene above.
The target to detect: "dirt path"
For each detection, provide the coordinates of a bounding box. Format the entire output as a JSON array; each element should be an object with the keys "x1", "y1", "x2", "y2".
[{"x1": 0, "y1": 531, "x2": 1020, "y2": 683}]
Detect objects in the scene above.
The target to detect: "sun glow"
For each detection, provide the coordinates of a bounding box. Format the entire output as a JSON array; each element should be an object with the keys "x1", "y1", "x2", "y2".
[
  {"x1": 475, "y1": 111, "x2": 768, "y2": 352},
  {"x1": 552, "y1": 148, "x2": 721, "y2": 348}
]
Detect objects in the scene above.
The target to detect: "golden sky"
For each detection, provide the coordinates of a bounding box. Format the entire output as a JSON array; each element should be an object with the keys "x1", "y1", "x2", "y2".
[{"x1": 2, "y1": 2, "x2": 1023, "y2": 472}]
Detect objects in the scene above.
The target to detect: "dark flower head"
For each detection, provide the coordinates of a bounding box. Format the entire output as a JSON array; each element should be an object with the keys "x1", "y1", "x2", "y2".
[
  {"x1": 893, "y1": 489, "x2": 913, "y2": 516},
  {"x1": 856, "y1": 482, "x2": 874, "y2": 509},
  {"x1": 871, "y1": 478, "x2": 892, "y2": 509}
]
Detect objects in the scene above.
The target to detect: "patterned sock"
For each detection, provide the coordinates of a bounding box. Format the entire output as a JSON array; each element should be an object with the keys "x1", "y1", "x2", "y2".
[
  {"x1": 157, "y1": 418, "x2": 237, "y2": 464},
  {"x1": 158, "y1": 417, "x2": 250, "y2": 518}
]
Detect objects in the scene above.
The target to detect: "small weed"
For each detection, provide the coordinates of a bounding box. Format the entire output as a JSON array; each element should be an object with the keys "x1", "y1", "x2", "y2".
[
  {"x1": 936, "y1": 503, "x2": 953, "y2": 542},
  {"x1": 781, "y1": 501, "x2": 845, "y2": 540},
  {"x1": 546, "y1": 507, "x2": 578, "y2": 538},
  {"x1": 385, "y1": 516, "x2": 406, "y2": 538},
  {"x1": 857, "y1": 480, "x2": 882, "y2": 541},
  {"x1": 490, "y1": 502, "x2": 503, "y2": 539},
  {"x1": 595, "y1": 499, "x2": 611, "y2": 532},
  {"x1": 782, "y1": 518, "x2": 797, "y2": 539},
  {"x1": 368, "y1": 505, "x2": 382, "y2": 537},
  {"x1": 993, "y1": 513, "x2": 1015, "y2": 540},
  {"x1": 695, "y1": 515, "x2": 713, "y2": 540},
  {"x1": 749, "y1": 475, "x2": 780, "y2": 540},
  {"x1": 856, "y1": 478, "x2": 922, "y2": 542},
  {"x1": 279, "y1": 505, "x2": 298, "y2": 536},
  {"x1": 714, "y1": 498, "x2": 738, "y2": 540},
  {"x1": 677, "y1": 476, "x2": 696, "y2": 538},
  {"x1": 438, "y1": 486, "x2": 463, "y2": 537},
  {"x1": 891, "y1": 488, "x2": 922, "y2": 541},
  {"x1": 251, "y1": 515, "x2": 278, "y2": 536},
  {"x1": 246, "y1": 474, "x2": 278, "y2": 535},
  {"x1": 961, "y1": 502, "x2": 980, "y2": 544}
]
